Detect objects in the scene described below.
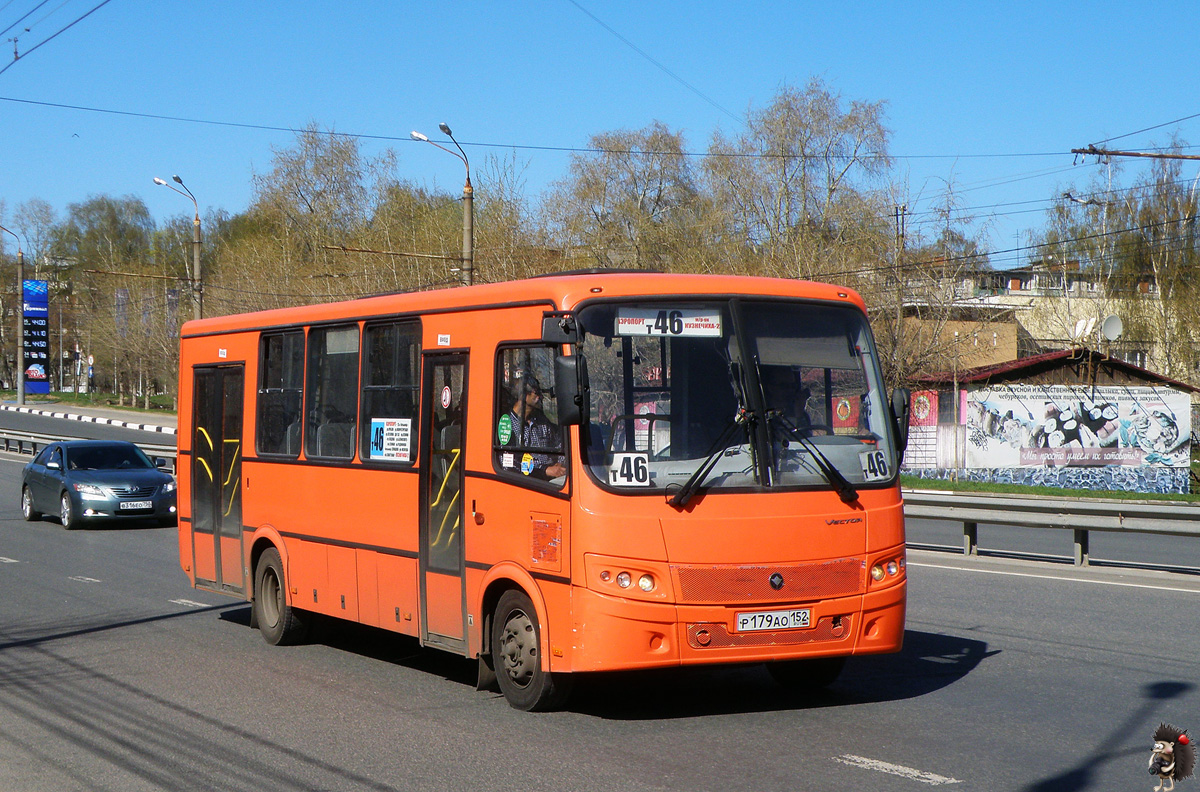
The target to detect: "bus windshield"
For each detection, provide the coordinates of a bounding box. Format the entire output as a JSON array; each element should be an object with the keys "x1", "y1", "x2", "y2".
[{"x1": 577, "y1": 299, "x2": 897, "y2": 495}]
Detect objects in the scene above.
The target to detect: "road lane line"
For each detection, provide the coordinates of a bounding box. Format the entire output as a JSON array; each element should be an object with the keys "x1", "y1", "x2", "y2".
[
  {"x1": 834, "y1": 754, "x2": 961, "y2": 785},
  {"x1": 68, "y1": 576, "x2": 101, "y2": 583},
  {"x1": 169, "y1": 599, "x2": 211, "y2": 608},
  {"x1": 0, "y1": 557, "x2": 18, "y2": 563},
  {"x1": 910, "y1": 560, "x2": 1200, "y2": 594}
]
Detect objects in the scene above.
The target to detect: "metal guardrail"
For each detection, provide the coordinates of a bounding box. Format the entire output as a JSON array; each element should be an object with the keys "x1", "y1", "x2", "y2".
[
  {"x1": 0, "y1": 429, "x2": 177, "y2": 470},
  {"x1": 903, "y1": 489, "x2": 1200, "y2": 566}
]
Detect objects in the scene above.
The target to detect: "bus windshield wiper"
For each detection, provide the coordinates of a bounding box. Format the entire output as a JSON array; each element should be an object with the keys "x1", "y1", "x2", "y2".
[
  {"x1": 769, "y1": 412, "x2": 859, "y2": 504},
  {"x1": 667, "y1": 408, "x2": 750, "y2": 509}
]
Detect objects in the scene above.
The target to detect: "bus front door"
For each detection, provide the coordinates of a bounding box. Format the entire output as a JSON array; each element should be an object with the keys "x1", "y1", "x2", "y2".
[
  {"x1": 190, "y1": 365, "x2": 246, "y2": 594},
  {"x1": 419, "y1": 353, "x2": 468, "y2": 653}
]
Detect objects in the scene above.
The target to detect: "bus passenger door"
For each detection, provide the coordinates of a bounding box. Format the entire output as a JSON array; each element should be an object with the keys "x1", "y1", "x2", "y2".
[
  {"x1": 190, "y1": 365, "x2": 246, "y2": 594},
  {"x1": 419, "y1": 353, "x2": 467, "y2": 653}
]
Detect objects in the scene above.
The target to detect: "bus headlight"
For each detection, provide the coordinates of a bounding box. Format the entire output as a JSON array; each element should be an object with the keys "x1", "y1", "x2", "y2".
[
  {"x1": 869, "y1": 552, "x2": 906, "y2": 588},
  {"x1": 584, "y1": 554, "x2": 672, "y2": 601}
]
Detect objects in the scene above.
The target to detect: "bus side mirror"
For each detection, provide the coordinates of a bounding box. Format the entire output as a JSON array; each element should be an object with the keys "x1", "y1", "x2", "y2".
[
  {"x1": 890, "y1": 387, "x2": 911, "y2": 453},
  {"x1": 542, "y1": 312, "x2": 580, "y2": 344},
  {"x1": 554, "y1": 354, "x2": 589, "y2": 426}
]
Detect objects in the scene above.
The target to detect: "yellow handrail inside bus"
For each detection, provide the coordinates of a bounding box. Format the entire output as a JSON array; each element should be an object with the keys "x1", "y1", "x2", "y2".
[{"x1": 431, "y1": 490, "x2": 461, "y2": 548}]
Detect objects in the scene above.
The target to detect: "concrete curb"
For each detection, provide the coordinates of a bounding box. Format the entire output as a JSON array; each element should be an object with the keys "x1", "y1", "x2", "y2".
[{"x1": 0, "y1": 404, "x2": 178, "y2": 436}]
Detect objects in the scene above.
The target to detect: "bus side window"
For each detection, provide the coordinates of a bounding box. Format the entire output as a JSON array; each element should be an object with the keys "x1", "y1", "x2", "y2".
[
  {"x1": 494, "y1": 345, "x2": 567, "y2": 484},
  {"x1": 256, "y1": 330, "x2": 305, "y2": 457},
  {"x1": 305, "y1": 325, "x2": 360, "y2": 460},
  {"x1": 360, "y1": 320, "x2": 422, "y2": 464}
]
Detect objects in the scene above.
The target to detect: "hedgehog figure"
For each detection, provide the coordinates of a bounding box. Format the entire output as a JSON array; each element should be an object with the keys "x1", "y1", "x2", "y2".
[{"x1": 1150, "y1": 723, "x2": 1195, "y2": 791}]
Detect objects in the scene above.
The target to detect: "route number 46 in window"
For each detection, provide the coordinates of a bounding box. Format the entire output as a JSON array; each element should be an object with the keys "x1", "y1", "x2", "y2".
[
  {"x1": 859, "y1": 450, "x2": 890, "y2": 482},
  {"x1": 609, "y1": 452, "x2": 651, "y2": 487}
]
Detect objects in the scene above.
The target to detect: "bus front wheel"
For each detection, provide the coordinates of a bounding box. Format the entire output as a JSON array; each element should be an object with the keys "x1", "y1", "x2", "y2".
[
  {"x1": 492, "y1": 590, "x2": 571, "y2": 711},
  {"x1": 253, "y1": 547, "x2": 309, "y2": 646}
]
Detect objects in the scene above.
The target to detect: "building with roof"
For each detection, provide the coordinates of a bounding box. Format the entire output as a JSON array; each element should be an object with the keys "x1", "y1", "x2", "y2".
[{"x1": 903, "y1": 347, "x2": 1197, "y2": 494}]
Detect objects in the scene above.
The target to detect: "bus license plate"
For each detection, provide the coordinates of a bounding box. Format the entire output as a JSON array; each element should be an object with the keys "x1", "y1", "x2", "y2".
[
  {"x1": 735, "y1": 608, "x2": 811, "y2": 633},
  {"x1": 119, "y1": 501, "x2": 152, "y2": 510}
]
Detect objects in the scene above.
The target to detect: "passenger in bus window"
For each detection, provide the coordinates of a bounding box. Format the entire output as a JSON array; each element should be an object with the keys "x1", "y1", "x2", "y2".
[{"x1": 502, "y1": 380, "x2": 566, "y2": 480}]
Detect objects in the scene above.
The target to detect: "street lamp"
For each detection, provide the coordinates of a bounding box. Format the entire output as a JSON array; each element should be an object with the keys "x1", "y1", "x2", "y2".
[
  {"x1": 411, "y1": 123, "x2": 474, "y2": 286},
  {"x1": 154, "y1": 174, "x2": 203, "y2": 320},
  {"x1": 0, "y1": 223, "x2": 25, "y2": 405}
]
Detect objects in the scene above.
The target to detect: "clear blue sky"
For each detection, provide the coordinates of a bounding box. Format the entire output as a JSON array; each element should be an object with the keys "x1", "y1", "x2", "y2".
[{"x1": 1, "y1": 1, "x2": 1197, "y2": 271}]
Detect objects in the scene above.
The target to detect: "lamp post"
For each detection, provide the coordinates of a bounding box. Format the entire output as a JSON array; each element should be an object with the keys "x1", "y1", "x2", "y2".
[
  {"x1": 0, "y1": 223, "x2": 24, "y2": 405},
  {"x1": 411, "y1": 123, "x2": 474, "y2": 286},
  {"x1": 154, "y1": 174, "x2": 203, "y2": 320}
]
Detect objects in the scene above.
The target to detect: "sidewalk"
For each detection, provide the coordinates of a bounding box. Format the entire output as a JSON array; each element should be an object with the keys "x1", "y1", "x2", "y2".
[{"x1": 0, "y1": 401, "x2": 177, "y2": 435}]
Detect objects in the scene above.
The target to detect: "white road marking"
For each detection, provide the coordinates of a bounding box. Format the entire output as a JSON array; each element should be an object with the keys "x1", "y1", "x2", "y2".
[
  {"x1": 834, "y1": 754, "x2": 961, "y2": 785},
  {"x1": 169, "y1": 599, "x2": 211, "y2": 608},
  {"x1": 68, "y1": 576, "x2": 101, "y2": 583},
  {"x1": 909, "y1": 560, "x2": 1200, "y2": 594},
  {"x1": 0, "y1": 557, "x2": 18, "y2": 563}
]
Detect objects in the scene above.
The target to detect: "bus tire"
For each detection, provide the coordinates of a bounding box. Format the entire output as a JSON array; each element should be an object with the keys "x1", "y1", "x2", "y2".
[
  {"x1": 492, "y1": 589, "x2": 572, "y2": 711},
  {"x1": 766, "y1": 656, "x2": 845, "y2": 690},
  {"x1": 254, "y1": 547, "x2": 309, "y2": 646}
]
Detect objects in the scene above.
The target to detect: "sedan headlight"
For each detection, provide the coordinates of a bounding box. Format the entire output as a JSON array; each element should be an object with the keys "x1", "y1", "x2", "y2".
[
  {"x1": 72, "y1": 482, "x2": 109, "y2": 501},
  {"x1": 162, "y1": 480, "x2": 177, "y2": 494}
]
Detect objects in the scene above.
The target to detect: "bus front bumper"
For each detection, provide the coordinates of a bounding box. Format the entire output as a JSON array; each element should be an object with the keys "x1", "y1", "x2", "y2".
[{"x1": 564, "y1": 581, "x2": 905, "y2": 673}]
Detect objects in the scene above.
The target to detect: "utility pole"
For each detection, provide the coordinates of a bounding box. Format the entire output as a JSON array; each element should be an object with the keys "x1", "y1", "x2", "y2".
[
  {"x1": 410, "y1": 124, "x2": 474, "y2": 286},
  {"x1": 892, "y1": 204, "x2": 907, "y2": 379},
  {"x1": 0, "y1": 224, "x2": 24, "y2": 404}
]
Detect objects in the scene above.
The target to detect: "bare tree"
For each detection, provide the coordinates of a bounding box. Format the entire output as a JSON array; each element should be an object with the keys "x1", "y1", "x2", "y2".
[
  {"x1": 703, "y1": 78, "x2": 894, "y2": 281},
  {"x1": 544, "y1": 121, "x2": 701, "y2": 270}
]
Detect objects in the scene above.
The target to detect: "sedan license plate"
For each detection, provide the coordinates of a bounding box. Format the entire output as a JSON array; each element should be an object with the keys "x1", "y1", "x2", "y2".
[
  {"x1": 119, "y1": 501, "x2": 153, "y2": 510},
  {"x1": 735, "y1": 608, "x2": 811, "y2": 633}
]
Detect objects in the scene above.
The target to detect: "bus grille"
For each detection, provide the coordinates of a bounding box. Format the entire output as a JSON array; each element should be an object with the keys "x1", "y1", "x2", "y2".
[
  {"x1": 686, "y1": 615, "x2": 852, "y2": 649},
  {"x1": 673, "y1": 557, "x2": 864, "y2": 604}
]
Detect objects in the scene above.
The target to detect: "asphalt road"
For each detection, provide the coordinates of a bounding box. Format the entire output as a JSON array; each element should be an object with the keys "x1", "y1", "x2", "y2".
[
  {"x1": 2, "y1": 437, "x2": 1200, "y2": 789},
  {"x1": 0, "y1": 403, "x2": 176, "y2": 448}
]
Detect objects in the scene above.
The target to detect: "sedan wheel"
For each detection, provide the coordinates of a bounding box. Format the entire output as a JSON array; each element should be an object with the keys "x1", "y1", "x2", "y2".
[
  {"x1": 60, "y1": 493, "x2": 76, "y2": 530},
  {"x1": 21, "y1": 487, "x2": 40, "y2": 521}
]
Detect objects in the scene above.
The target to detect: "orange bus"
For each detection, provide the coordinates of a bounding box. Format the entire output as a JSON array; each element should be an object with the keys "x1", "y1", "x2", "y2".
[{"x1": 177, "y1": 272, "x2": 910, "y2": 710}]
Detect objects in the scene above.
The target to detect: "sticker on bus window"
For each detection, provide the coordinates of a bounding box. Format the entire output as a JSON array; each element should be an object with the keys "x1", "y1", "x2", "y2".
[
  {"x1": 859, "y1": 449, "x2": 890, "y2": 482},
  {"x1": 497, "y1": 413, "x2": 513, "y2": 444},
  {"x1": 369, "y1": 418, "x2": 412, "y2": 462},
  {"x1": 521, "y1": 453, "x2": 535, "y2": 475},
  {"x1": 615, "y1": 308, "x2": 722, "y2": 337},
  {"x1": 608, "y1": 452, "x2": 651, "y2": 487}
]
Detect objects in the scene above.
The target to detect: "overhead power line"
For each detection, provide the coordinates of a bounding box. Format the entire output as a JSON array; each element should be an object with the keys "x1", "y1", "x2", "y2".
[
  {"x1": 0, "y1": 0, "x2": 114, "y2": 77},
  {"x1": 0, "y1": 0, "x2": 50, "y2": 38},
  {"x1": 565, "y1": 0, "x2": 742, "y2": 124},
  {"x1": 1090, "y1": 112, "x2": 1200, "y2": 147},
  {"x1": 0, "y1": 92, "x2": 1070, "y2": 163},
  {"x1": 1073, "y1": 144, "x2": 1200, "y2": 163}
]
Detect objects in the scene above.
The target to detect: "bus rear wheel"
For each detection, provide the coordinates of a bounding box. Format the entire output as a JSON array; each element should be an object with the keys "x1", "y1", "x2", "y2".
[
  {"x1": 254, "y1": 547, "x2": 308, "y2": 645},
  {"x1": 766, "y1": 656, "x2": 845, "y2": 690},
  {"x1": 492, "y1": 590, "x2": 571, "y2": 711}
]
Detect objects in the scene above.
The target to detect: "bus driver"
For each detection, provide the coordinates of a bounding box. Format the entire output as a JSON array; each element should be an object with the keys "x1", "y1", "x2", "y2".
[{"x1": 502, "y1": 380, "x2": 567, "y2": 480}]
